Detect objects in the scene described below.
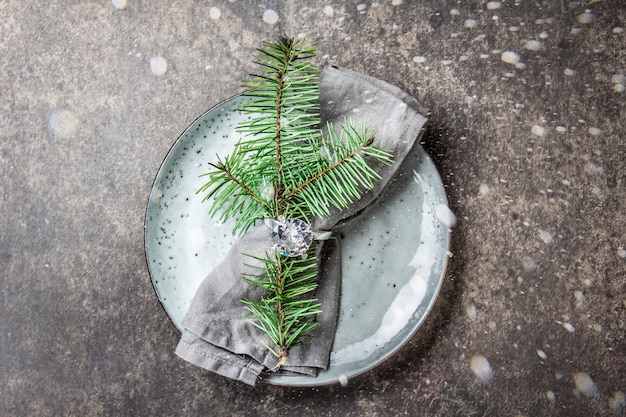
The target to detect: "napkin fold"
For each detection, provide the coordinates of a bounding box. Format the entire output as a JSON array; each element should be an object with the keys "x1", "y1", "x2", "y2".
[{"x1": 175, "y1": 66, "x2": 428, "y2": 385}]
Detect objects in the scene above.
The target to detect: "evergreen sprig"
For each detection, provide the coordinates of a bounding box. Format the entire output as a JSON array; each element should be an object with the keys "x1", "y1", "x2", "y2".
[{"x1": 197, "y1": 37, "x2": 393, "y2": 368}]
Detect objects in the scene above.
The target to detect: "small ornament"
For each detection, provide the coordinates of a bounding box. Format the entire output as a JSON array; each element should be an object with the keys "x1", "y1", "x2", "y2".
[{"x1": 265, "y1": 216, "x2": 313, "y2": 258}]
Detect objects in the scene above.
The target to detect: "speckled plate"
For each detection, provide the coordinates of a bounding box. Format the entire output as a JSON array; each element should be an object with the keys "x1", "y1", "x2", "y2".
[{"x1": 144, "y1": 95, "x2": 450, "y2": 386}]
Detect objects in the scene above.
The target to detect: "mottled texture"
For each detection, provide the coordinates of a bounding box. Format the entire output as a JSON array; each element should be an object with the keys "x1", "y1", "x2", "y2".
[{"x1": 1, "y1": 1, "x2": 624, "y2": 416}]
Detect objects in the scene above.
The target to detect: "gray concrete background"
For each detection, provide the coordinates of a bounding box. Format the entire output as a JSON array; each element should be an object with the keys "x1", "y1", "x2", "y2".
[{"x1": 1, "y1": 1, "x2": 625, "y2": 416}]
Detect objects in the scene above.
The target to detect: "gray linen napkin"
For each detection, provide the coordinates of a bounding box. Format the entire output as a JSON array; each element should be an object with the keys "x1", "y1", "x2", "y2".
[{"x1": 175, "y1": 66, "x2": 428, "y2": 385}]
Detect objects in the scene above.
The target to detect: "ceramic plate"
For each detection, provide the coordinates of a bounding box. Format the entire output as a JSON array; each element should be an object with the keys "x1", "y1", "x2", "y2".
[{"x1": 144, "y1": 95, "x2": 450, "y2": 386}]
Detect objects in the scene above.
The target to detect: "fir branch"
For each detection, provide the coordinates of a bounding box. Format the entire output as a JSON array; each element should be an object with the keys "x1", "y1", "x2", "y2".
[
  {"x1": 241, "y1": 250, "x2": 321, "y2": 365},
  {"x1": 198, "y1": 37, "x2": 394, "y2": 368}
]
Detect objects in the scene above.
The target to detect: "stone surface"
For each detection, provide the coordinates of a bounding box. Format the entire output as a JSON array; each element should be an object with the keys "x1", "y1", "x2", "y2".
[{"x1": 1, "y1": 1, "x2": 624, "y2": 416}]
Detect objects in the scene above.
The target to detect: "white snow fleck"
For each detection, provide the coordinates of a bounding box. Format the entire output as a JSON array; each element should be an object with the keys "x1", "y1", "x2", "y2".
[
  {"x1": 470, "y1": 355, "x2": 494, "y2": 383},
  {"x1": 391, "y1": 0, "x2": 403, "y2": 5},
  {"x1": 441, "y1": 59, "x2": 453, "y2": 65},
  {"x1": 486, "y1": 1, "x2": 502, "y2": 9},
  {"x1": 479, "y1": 183, "x2": 490, "y2": 196},
  {"x1": 524, "y1": 40, "x2": 543, "y2": 51},
  {"x1": 522, "y1": 257, "x2": 536, "y2": 272},
  {"x1": 464, "y1": 19, "x2": 478, "y2": 28},
  {"x1": 537, "y1": 349, "x2": 548, "y2": 361},
  {"x1": 357, "y1": 3, "x2": 367, "y2": 11},
  {"x1": 539, "y1": 229, "x2": 554, "y2": 245},
  {"x1": 611, "y1": 73, "x2": 625, "y2": 84},
  {"x1": 509, "y1": 26, "x2": 520, "y2": 31},
  {"x1": 577, "y1": 10, "x2": 596, "y2": 24},
  {"x1": 588, "y1": 126, "x2": 602, "y2": 136},
  {"x1": 562, "y1": 322, "x2": 575, "y2": 333},
  {"x1": 435, "y1": 204, "x2": 457, "y2": 228},
  {"x1": 515, "y1": 62, "x2": 526, "y2": 69},
  {"x1": 584, "y1": 161, "x2": 603, "y2": 175},
  {"x1": 609, "y1": 391, "x2": 626, "y2": 412},
  {"x1": 339, "y1": 374, "x2": 349, "y2": 387},
  {"x1": 48, "y1": 108, "x2": 78, "y2": 138},
  {"x1": 539, "y1": 31, "x2": 550, "y2": 39},
  {"x1": 546, "y1": 390, "x2": 556, "y2": 401},
  {"x1": 413, "y1": 55, "x2": 427, "y2": 63},
  {"x1": 323, "y1": 5, "x2": 334, "y2": 17},
  {"x1": 209, "y1": 6, "x2": 221, "y2": 20},
  {"x1": 111, "y1": 0, "x2": 128, "y2": 9},
  {"x1": 574, "y1": 290, "x2": 585, "y2": 308},
  {"x1": 613, "y1": 26, "x2": 625, "y2": 34},
  {"x1": 531, "y1": 124, "x2": 546, "y2": 136},
  {"x1": 564, "y1": 68, "x2": 577, "y2": 76},
  {"x1": 501, "y1": 50, "x2": 520, "y2": 64},
  {"x1": 573, "y1": 372, "x2": 598, "y2": 396},
  {"x1": 617, "y1": 247, "x2": 626, "y2": 259},
  {"x1": 262, "y1": 8, "x2": 279, "y2": 25},
  {"x1": 450, "y1": 8, "x2": 460, "y2": 15},
  {"x1": 466, "y1": 305, "x2": 478, "y2": 321},
  {"x1": 150, "y1": 56, "x2": 168, "y2": 76},
  {"x1": 556, "y1": 126, "x2": 568, "y2": 133}
]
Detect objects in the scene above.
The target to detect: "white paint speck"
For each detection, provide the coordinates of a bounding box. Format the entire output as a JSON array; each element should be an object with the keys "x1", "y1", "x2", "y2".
[
  {"x1": 613, "y1": 26, "x2": 625, "y2": 34},
  {"x1": 357, "y1": 3, "x2": 367, "y2": 11},
  {"x1": 111, "y1": 0, "x2": 128, "y2": 9},
  {"x1": 464, "y1": 19, "x2": 478, "y2": 28},
  {"x1": 479, "y1": 183, "x2": 490, "y2": 196},
  {"x1": 562, "y1": 322, "x2": 575, "y2": 333},
  {"x1": 323, "y1": 5, "x2": 334, "y2": 17},
  {"x1": 556, "y1": 126, "x2": 568, "y2": 133},
  {"x1": 413, "y1": 55, "x2": 427, "y2": 63},
  {"x1": 531, "y1": 124, "x2": 546, "y2": 136},
  {"x1": 150, "y1": 56, "x2": 168, "y2": 76},
  {"x1": 209, "y1": 6, "x2": 221, "y2": 20},
  {"x1": 262, "y1": 8, "x2": 279, "y2": 25},
  {"x1": 524, "y1": 40, "x2": 543, "y2": 51},
  {"x1": 546, "y1": 390, "x2": 556, "y2": 401},
  {"x1": 564, "y1": 68, "x2": 577, "y2": 76},
  {"x1": 501, "y1": 50, "x2": 520, "y2": 65},
  {"x1": 450, "y1": 8, "x2": 460, "y2": 15},
  {"x1": 537, "y1": 349, "x2": 548, "y2": 361},
  {"x1": 435, "y1": 204, "x2": 457, "y2": 228},
  {"x1": 539, "y1": 229, "x2": 553, "y2": 245},
  {"x1": 577, "y1": 10, "x2": 596, "y2": 24},
  {"x1": 391, "y1": 0, "x2": 403, "y2": 5},
  {"x1": 339, "y1": 374, "x2": 349, "y2": 387},
  {"x1": 539, "y1": 31, "x2": 549, "y2": 39},
  {"x1": 573, "y1": 372, "x2": 598, "y2": 396},
  {"x1": 48, "y1": 108, "x2": 78, "y2": 138},
  {"x1": 470, "y1": 355, "x2": 494, "y2": 383},
  {"x1": 617, "y1": 247, "x2": 626, "y2": 259},
  {"x1": 609, "y1": 391, "x2": 626, "y2": 412},
  {"x1": 486, "y1": 1, "x2": 502, "y2": 10}
]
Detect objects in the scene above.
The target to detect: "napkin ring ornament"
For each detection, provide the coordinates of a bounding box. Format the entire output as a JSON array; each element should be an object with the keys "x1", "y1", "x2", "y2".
[{"x1": 264, "y1": 216, "x2": 331, "y2": 258}]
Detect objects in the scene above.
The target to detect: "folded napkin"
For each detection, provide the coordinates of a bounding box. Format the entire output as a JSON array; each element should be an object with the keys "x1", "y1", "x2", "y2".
[{"x1": 175, "y1": 66, "x2": 428, "y2": 385}]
